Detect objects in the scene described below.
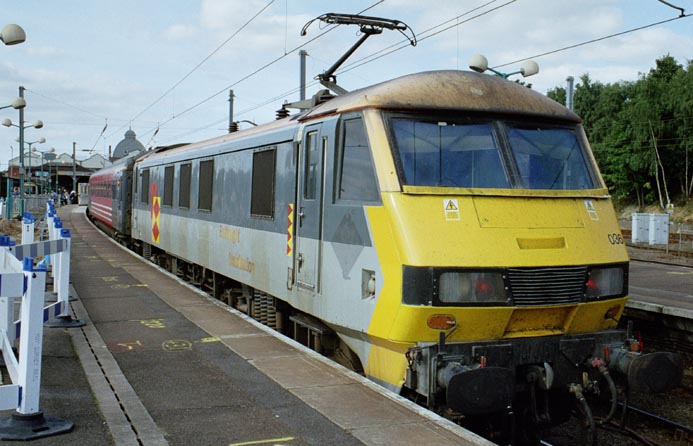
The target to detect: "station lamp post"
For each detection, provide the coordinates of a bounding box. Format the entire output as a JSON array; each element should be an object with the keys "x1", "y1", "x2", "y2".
[
  {"x1": 2, "y1": 85, "x2": 44, "y2": 214},
  {"x1": 21, "y1": 136, "x2": 45, "y2": 184},
  {"x1": 33, "y1": 146, "x2": 55, "y2": 194},
  {"x1": 1, "y1": 96, "x2": 26, "y2": 217},
  {"x1": 1, "y1": 25, "x2": 26, "y2": 215}
]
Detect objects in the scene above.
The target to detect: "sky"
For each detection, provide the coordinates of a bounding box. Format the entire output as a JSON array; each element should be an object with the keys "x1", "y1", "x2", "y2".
[{"x1": 1, "y1": 0, "x2": 692, "y2": 170}]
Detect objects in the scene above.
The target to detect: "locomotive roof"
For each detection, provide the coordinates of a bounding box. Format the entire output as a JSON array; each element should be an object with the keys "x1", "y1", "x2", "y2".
[
  {"x1": 134, "y1": 70, "x2": 578, "y2": 166},
  {"x1": 303, "y1": 69, "x2": 580, "y2": 123}
]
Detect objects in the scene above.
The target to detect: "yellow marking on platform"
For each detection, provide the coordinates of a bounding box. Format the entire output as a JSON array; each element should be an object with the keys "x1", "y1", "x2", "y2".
[
  {"x1": 196, "y1": 337, "x2": 220, "y2": 343},
  {"x1": 117, "y1": 340, "x2": 143, "y2": 351},
  {"x1": 100, "y1": 276, "x2": 119, "y2": 282},
  {"x1": 111, "y1": 283, "x2": 148, "y2": 290},
  {"x1": 228, "y1": 437, "x2": 295, "y2": 446},
  {"x1": 668, "y1": 271, "x2": 693, "y2": 275},
  {"x1": 162, "y1": 339, "x2": 192, "y2": 352},
  {"x1": 139, "y1": 319, "x2": 166, "y2": 329}
]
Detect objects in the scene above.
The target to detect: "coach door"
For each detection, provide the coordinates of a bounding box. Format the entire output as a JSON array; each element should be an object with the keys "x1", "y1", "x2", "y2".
[{"x1": 295, "y1": 123, "x2": 325, "y2": 291}]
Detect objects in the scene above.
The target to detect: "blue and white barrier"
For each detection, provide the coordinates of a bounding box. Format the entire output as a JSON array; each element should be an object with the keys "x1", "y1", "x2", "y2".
[
  {"x1": 0, "y1": 201, "x2": 76, "y2": 439},
  {"x1": 0, "y1": 254, "x2": 47, "y2": 413},
  {"x1": 21, "y1": 213, "x2": 35, "y2": 246},
  {"x1": 0, "y1": 247, "x2": 73, "y2": 438}
]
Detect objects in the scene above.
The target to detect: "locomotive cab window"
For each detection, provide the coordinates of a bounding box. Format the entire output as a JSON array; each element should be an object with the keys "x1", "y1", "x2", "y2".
[
  {"x1": 506, "y1": 124, "x2": 597, "y2": 190},
  {"x1": 337, "y1": 116, "x2": 379, "y2": 202},
  {"x1": 251, "y1": 148, "x2": 276, "y2": 219},
  {"x1": 198, "y1": 159, "x2": 214, "y2": 212},
  {"x1": 386, "y1": 113, "x2": 598, "y2": 191}
]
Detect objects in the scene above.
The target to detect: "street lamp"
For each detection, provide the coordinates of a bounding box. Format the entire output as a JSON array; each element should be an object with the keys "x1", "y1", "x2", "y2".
[
  {"x1": 34, "y1": 147, "x2": 55, "y2": 194},
  {"x1": 2, "y1": 84, "x2": 44, "y2": 214},
  {"x1": 0, "y1": 97, "x2": 26, "y2": 111},
  {"x1": 0, "y1": 24, "x2": 26, "y2": 46},
  {"x1": 469, "y1": 54, "x2": 539, "y2": 79},
  {"x1": 20, "y1": 137, "x2": 45, "y2": 184},
  {"x1": 0, "y1": 96, "x2": 26, "y2": 217}
]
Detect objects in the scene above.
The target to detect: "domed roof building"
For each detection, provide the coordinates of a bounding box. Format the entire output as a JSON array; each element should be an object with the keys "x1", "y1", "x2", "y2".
[{"x1": 112, "y1": 129, "x2": 145, "y2": 160}]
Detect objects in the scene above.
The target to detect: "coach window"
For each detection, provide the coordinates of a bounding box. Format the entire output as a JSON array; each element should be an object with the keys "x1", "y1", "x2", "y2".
[
  {"x1": 141, "y1": 169, "x2": 150, "y2": 204},
  {"x1": 250, "y1": 148, "x2": 276, "y2": 219},
  {"x1": 163, "y1": 165, "x2": 174, "y2": 207},
  {"x1": 179, "y1": 163, "x2": 191, "y2": 209},
  {"x1": 338, "y1": 117, "x2": 379, "y2": 202},
  {"x1": 198, "y1": 159, "x2": 214, "y2": 211}
]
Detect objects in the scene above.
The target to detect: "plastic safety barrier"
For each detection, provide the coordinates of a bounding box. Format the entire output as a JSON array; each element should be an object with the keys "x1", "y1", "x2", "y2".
[{"x1": 0, "y1": 199, "x2": 82, "y2": 440}]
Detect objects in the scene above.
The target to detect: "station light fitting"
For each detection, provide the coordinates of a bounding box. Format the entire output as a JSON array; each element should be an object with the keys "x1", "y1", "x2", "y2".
[
  {"x1": 0, "y1": 24, "x2": 26, "y2": 46},
  {"x1": 469, "y1": 54, "x2": 539, "y2": 79}
]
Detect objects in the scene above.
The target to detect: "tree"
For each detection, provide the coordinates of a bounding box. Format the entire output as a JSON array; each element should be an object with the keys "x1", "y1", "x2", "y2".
[{"x1": 551, "y1": 55, "x2": 693, "y2": 207}]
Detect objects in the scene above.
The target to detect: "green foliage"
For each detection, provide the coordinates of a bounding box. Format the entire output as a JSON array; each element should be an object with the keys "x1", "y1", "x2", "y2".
[
  {"x1": 546, "y1": 86, "x2": 566, "y2": 105},
  {"x1": 560, "y1": 55, "x2": 693, "y2": 206}
]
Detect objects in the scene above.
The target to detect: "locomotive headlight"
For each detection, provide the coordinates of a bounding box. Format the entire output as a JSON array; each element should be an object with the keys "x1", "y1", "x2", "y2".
[
  {"x1": 586, "y1": 266, "x2": 626, "y2": 299},
  {"x1": 439, "y1": 272, "x2": 506, "y2": 304},
  {"x1": 402, "y1": 267, "x2": 508, "y2": 306}
]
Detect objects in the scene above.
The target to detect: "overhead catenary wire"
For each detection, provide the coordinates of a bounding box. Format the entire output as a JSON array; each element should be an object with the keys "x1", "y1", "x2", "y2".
[
  {"x1": 107, "y1": 0, "x2": 277, "y2": 142},
  {"x1": 155, "y1": 0, "x2": 520, "y2": 144},
  {"x1": 88, "y1": 120, "x2": 108, "y2": 153},
  {"x1": 141, "y1": 3, "x2": 692, "y2": 145},
  {"x1": 339, "y1": 0, "x2": 511, "y2": 74},
  {"x1": 25, "y1": 88, "x2": 109, "y2": 121},
  {"x1": 492, "y1": 13, "x2": 692, "y2": 69},
  {"x1": 25, "y1": 88, "x2": 115, "y2": 153},
  {"x1": 136, "y1": 0, "x2": 385, "y2": 141},
  {"x1": 231, "y1": 1, "x2": 516, "y2": 121}
]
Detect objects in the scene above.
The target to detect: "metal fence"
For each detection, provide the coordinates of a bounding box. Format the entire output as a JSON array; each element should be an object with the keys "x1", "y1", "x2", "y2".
[{"x1": 1, "y1": 194, "x2": 56, "y2": 220}]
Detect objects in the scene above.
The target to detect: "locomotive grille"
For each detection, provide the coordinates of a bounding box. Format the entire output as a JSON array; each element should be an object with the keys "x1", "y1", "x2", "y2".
[{"x1": 507, "y1": 266, "x2": 587, "y2": 306}]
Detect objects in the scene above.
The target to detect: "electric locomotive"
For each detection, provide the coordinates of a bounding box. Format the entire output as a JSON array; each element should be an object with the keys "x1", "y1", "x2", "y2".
[{"x1": 87, "y1": 14, "x2": 682, "y2": 444}]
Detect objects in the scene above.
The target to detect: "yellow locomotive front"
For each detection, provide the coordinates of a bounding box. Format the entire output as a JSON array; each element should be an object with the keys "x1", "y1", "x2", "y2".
[{"x1": 337, "y1": 71, "x2": 681, "y2": 439}]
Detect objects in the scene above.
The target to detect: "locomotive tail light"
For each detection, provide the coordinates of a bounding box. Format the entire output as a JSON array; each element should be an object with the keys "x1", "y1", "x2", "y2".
[
  {"x1": 638, "y1": 332, "x2": 644, "y2": 352},
  {"x1": 439, "y1": 271, "x2": 506, "y2": 304},
  {"x1": 427, "y1": 314, "x2": 457, "y2": 330},
  {"x1": 586, "y1": 266, "x2": 626, "y2": 299},
  {"x1": 629, "y1": 340, "x2": 641, "y2": 352}
]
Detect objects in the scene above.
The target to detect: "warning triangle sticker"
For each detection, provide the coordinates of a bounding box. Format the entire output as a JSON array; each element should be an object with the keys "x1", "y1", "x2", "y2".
[{"x1": 445, "y1": 200, "x2": 458, "y2": 211}]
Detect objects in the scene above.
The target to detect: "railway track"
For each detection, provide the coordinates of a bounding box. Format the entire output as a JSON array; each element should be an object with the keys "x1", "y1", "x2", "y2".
[
  {"x1": 539, "y1": 398, "x2": 692, "y2": 446},
  {"x1": 535, "y1": 254, "x2": 693, "y2": 446}
]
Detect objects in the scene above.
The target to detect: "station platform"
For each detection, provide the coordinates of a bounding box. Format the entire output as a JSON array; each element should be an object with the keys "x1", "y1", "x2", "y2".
[
  {"x1": 626, "y1": 246, "x2": 693, "y2": 323},
  {"x1": 0, "y1": 206, "x2": 492, "y2": 446}
]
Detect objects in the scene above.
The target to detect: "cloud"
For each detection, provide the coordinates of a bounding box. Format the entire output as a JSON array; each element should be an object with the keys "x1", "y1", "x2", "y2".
[
  {"x1": 163, "y1": 24, "x2": 198, "y2": 41},
  {"x1": 25, "y1": 46, "x2": 66, "y2": 57},
  {"x1": 200, "y1": 0, "x2": 271, "y2": 30}
]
